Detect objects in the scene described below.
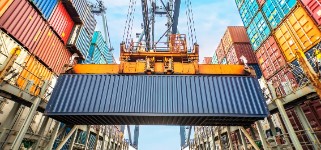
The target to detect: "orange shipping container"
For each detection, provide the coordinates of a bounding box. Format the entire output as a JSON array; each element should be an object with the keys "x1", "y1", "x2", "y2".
[
  {"x1": 0, "y1": 0, "x2": 13, "y2": 17},
  {"x1": 274, "y1": 6, "x2": 321, "y2": 62},
  {"x1": 17, "y1": 56, "x2": 54, "y2": 96}
]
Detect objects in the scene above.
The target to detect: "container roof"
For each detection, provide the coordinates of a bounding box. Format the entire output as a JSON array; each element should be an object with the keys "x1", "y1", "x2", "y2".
[{"x1": 46, "y1": 74, "x2": 268, "y2": 125}]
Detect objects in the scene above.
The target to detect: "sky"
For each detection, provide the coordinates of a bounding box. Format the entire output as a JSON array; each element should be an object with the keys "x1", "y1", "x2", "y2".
[{"x1": 91, "y1": 0, "x2": 243, "y2": 149}]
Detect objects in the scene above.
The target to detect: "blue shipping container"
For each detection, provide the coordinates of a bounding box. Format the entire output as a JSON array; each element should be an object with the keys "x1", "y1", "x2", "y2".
[
  {"x1": 239, "y1": 0, "x2": 259, "y2": 27},
  {"x1": 71, "y1": 0, "x2": 97, "y2": 36},
  {"x1": 247, "y1": 12, "x2": 271, "y2": 50},
  {"x1": 262, "y1": 0, "x2": 297, "y2": 29},
  {"x1": 249, "y1": 64, "x2": 263, "y2": 78},
  {"x1": 76, "y1": 27, "x2": 92, "y2": 59},
  {"x1": 46, "y1": 74, "x2": 268, "y2": 125},
  {"x1": 31, "y1": 0, "x2": 58, "y2": 19}
]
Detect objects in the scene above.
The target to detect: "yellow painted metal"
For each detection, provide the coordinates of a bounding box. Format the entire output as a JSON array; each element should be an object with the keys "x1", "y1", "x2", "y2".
[
  {"x1": 198, "y1": 64, "x2": 245, "y2": 75},
  {"x1": 173, "y1": 63, "x2": 196, "y2": 74},
  {"x1": 73, "y1": 64, "x2": 120, "y2": 74},
  {"x1": 295, "y1": 49, "x2": 321, "y2": 99},
  {"x1": 154, "y1": 62, "x2": 164, "y2": 73},
  {"x1": 121, "y1": 62, "x2": 145, "y2": 74}
]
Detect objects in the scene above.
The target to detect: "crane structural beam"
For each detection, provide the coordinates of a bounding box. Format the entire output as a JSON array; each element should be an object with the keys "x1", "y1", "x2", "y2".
[
  {"x1": 141, "y1": 0, "x2": 151, "y2": 50},
  {"x1": 172, "y1": 0, "x2": 181, "y2": 34}
]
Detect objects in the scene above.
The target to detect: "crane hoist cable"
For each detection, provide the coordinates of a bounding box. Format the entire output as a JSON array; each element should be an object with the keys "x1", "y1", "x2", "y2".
[
  {"x1": 184, "y1": 0, "x2": 197, "y2": 51},
  {"x1": 123, "y1": 0, "x2": 137, "y2": 49}
]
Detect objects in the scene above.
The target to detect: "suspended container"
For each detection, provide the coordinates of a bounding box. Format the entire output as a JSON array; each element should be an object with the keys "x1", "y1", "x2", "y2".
[
  {"x1": 274, "y1": 6, "x2": 321, "y2": 62},
  {"x1": 262, "y1": 0, "x2": 297, "y2": 29},
  {"x1": 247, "y1": 12, "x2": 271, "y2": 50},
  {"x1": 0, "y1": 0, "x2": 14, "y2": 17},
  {"x1": 239, "y1": 0, "x2": 259, "y2": 27},
  {"x1": 0, "y1": 0, "x2": 47, "y2": 51},
  {"x1": 301, "y1": 0, "x2": 321, "y2": 26},
  {"x1": 30, "y1": 0, "x2": 58, "y2": 20},
  {"x1": 256, "y1": 36, "x2": 287, "y2": 79},
  {"x1": 226, "y1": 43, "x2": 257, "y2": 64},
  {"x1": 49, "y1": 1, "x2": 75, "y2": 44}
]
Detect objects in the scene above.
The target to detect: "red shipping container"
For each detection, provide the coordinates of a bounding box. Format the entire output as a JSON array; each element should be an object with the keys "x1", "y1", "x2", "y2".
[
  {"x1": 222, "y1": 26, "x2": 250, "y2": 53},
  {"x1": 257, "y1": 0, "x2": 265, "y2": 7},
  {"x1": 300, "y1": 100, "x2": 321, "y2": 139},
  {"x1": 216, "y1": 41, "x2": 226, "y2": 63},
  {"x1": 268, "y1": 67, "x2": 299, "y2": 97},
  {"x1": 301, "y1": 0, "x2": 321, "y2": 26},
  {"x1": 0, "y1": 0, "x2": 46, "y2": 51},
  {"x1": 49, "y1": 2, "x2": 75, "y2": 44},
  {"x1": 226, "y1": 43, "x2": 257, "y2": 64},
  {"x1": 31, "y1": 25, "x2": 72, "y2": 74},
  {"x1": 203, "y1": 57, "x2": 212, "y2": 64},
  {"x1": 256, "y1": 36, "x2": 286, "y2": 79}
]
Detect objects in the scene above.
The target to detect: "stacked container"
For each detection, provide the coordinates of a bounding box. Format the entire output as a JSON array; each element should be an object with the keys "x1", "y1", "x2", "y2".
[
  {"x1": 236, "y1": 0, "x2": 321, "y2": 145},
  {"x1": 212, "y1": 53, "x2": 219, "y2": 64},
  {"x1": 215, "y1": 26, "x2": 261, "y2": 77},
  {"x1": 85, "y1": 31, "x2": 114, "y2": 64},
  {"x1": 236, "y1": 0, "x2": 321, "y2": 97},
  {"x1": 202, "y1": 57, "x2": 213, "y2": 64}
]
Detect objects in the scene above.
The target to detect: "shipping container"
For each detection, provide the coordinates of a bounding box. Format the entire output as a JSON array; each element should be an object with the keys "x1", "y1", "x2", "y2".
[
  {"x1": 49, "y1": 2, "x2": 75, "y2": 44},
  {"x1": 247, "y1": 12, "x2": 271, "y2": 50},
  {"x1": 30, "y1": 0, "x2": 58, "y2": 20},
  {"x1": 301, "y1": 0, "x2": 321, "y2": 26},
  {"x1": 31, "y1": 24, "x2": 72, "y2": 74},
  {"x1": 0, "y1": 30, "x2": 57, "y2": 97},
  {"x1": 300, "y1": 99, "x2": 321, "y2": 140},
  {"x1": 268, "y1": 67, "x2": 299, "y2": 97},
  {"x1": 46, "y1": 74, "x2": 268, "y2": 125},
  {"x1": 72, "y1": 27, "x2": 92, "y2": 59},
  {"x1": 274, "y1": 7, "x2": 321, "y2": 62},
  {"x1": 216, "y1": 41, "x2": 226, "y2": 63},
  {"x1": 262, "y1": 0, "x2": 297, "y2": 29},
  {"x1": 70, "y1": 0, "x2": 97, "y2": 36},
  {"x1": 235, "y1": 0, "x2": 244, "y2": 8},
  {"x1": 91, "y1": 31, "x2": 111, "y2": 59},
  {"x1": 226, "y1": 43, "x2": 257, "y2": 64},
  {"x1": 203, "y1": 57, "x2": 212, "y2": 64},
  {"x1": 0, "y1": 0, "x2": 46, "y2": 51},
  {"x1": 239, "y1": 0, "x2": 259, "y2": 27},
  {"x1": 222, "y1": 26, "x2": 250, "y2": 53},
  {"x1": 0, "y1": 0, "x2": 13, "y2": 17},
  {"x1": 212, "y1": 53, "x2": 219, "y2": 64},
  {"x1": 256, "y1": 36, "x2": 287, "y2": 79}
]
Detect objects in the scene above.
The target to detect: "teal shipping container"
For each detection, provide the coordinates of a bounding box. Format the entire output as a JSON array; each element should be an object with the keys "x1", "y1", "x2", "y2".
[
  {"x1": 212, "y1": 53, "x2": 219, "y2": 64},
  {"x1": 239, "y1": 0, "x2": 259, "y2": 27},
  {"x1": 262, "y1": 0, "x2": 297, "y2": 29},
  {"x1": 247, "y1": 12, "x2": 271, "y2": 50},
  {"x1": 85, "y1": 31, "x2": 114, "y2": 64},
  {"x1": 31, "y1": 0, "x2": 58, "y2": 19}
]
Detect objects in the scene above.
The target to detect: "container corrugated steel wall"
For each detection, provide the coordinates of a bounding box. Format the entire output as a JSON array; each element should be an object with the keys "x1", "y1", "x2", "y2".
[
  {"x1": 301, "y1": 0, "x2": 321, "y2": 26},
  {"x1": 0, "y1": 0, "x2": 46, "y2": 51},
  {"x1": 31, "y1": 24, "x2": 72, "y2": 74},
  {"x1": 256, "y1": 36, "x2": 286, "y2": 79},
  {"x1": 0, "y1": 0, "x2": 13, "y2": 17},
  {"x1": 212, "y1": 53, "x2": 219, "y2": 64},
  {"x1": 216, "y1": 41, "x2": 226, "y2": 63},
  {"x1": 75, "y1": 27, "x2": 91, "y2": 59},
  {"x1": 46, "y1": 74, "x2": 268, "y2": 125},
  {"x1": 247, "y1": 12, "x2": 271, "y2": 50},
  {"x1": 239, "y1": 0, "x2": 259, "y2": 27},
  {"x1": 70, "y1": 0, "x2": 97, "y2": 36},
  {"x1": 30, "y1": 0, "x2": 58, "y2": 20},
  {"x1": 222, "y1": 26, "x2": 250, "y2": 53},
  {"x1": 227, "y1": 43, "x2": 257, "y2": 64},
  {"x1": 262, "y1": 0, "x2": 296, "y2": 29},
  {"x1": 49, "y1": 2, "x2": 74, "y2": 44}
]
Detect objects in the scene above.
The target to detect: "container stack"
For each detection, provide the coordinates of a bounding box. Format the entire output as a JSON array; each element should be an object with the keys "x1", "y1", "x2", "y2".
[
  {"x1": 235, "y1": 0, "x2": 321, "y2": 146},
  {"x1": 235, "y1": 0, "x2": 321, "y2": 97},
  {"x1": 202, "y1": 57, "x2": 213, "y2": 64},
  {"x1": 215, "y1": 26, "x2": 262, "y2": 78},
  {"x1": 85, "y1": 31, "x2": 115, "y2": 64},
  {"x1": 0, "y1": 0, "x2": 101, "y2": 149}
]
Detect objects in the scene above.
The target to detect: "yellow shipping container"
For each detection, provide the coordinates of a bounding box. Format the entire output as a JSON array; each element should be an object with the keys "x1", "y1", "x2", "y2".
[
  {"x1": 274, "y1": 7, "x2": 321, "y2": 62},
  {"x1": 0, "y1": 0, "x2": 13, "y2": 17},
  {"x1": 17, "y1": 56, "x2": 54, "y2": 96}
]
